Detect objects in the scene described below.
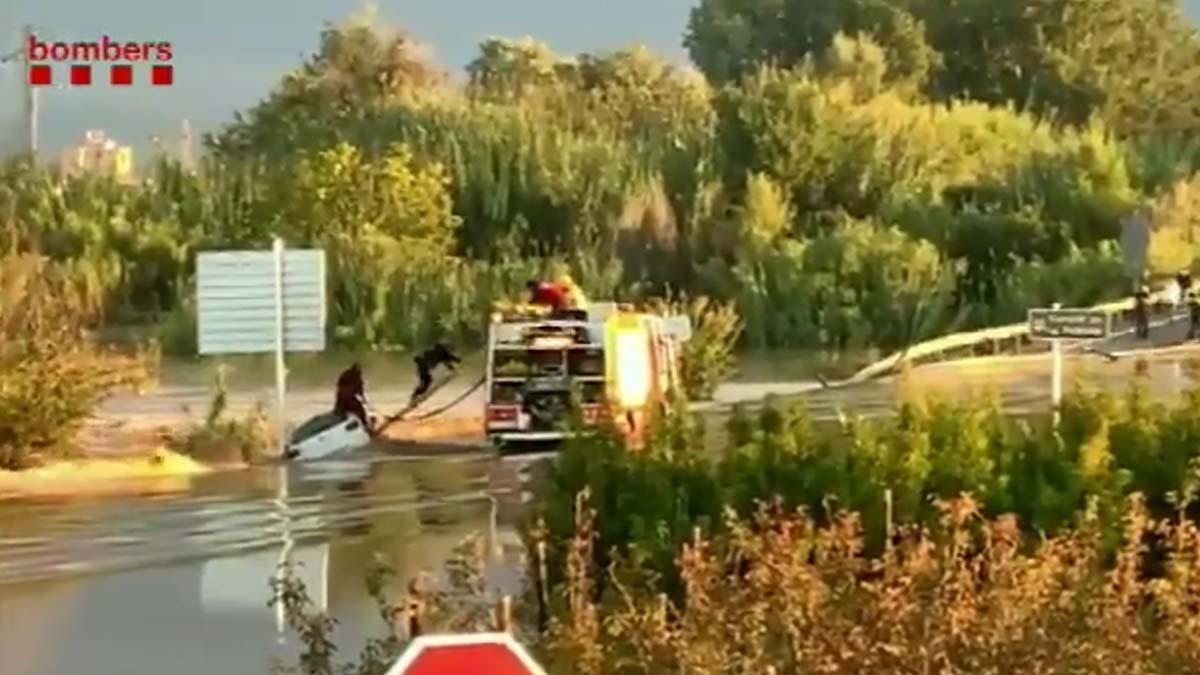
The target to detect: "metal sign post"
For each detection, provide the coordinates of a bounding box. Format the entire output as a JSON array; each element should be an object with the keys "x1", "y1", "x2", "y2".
[
  {"x1": 196, "y1": 239, "x2": 326, "y2": 455},
  {"x1": 1120, "y1": 211, "x2": 1150, "y2": 285},
  {"x1": 1028, "y1": 304, "x2": 1112, "y2": 427},
  {"x1": 1051, "y1": 316, "x2": 1063, "y2": 424},
  {"x1": 196, "y1": 240, "x2": 326, "y2": 643},
  {"x1": 272, "y1": 238, "x2": 288, "y2": 456}
]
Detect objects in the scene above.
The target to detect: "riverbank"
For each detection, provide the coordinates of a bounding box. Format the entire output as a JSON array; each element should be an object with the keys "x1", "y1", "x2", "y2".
[{"x1": 0, "y1": 448, "x2": 212, "y2": 501}]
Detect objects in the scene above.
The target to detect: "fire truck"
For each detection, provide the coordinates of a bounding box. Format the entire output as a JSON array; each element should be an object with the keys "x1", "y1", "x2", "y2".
[{"x1": 484, "y1": 303, "x2": 692, "y2": 451}]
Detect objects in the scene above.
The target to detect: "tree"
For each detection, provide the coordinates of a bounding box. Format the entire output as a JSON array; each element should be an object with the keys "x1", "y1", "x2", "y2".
[
  {"x1": 915, "y1": 0, "x2": 1200, "y2": 134},
  {"x1": 290, "y1": 141, "x2": 461, "y2": 253},
  {"x1": 206, "y1": 6, "x2": 447, "y2": 158},
  {"x1": 737, "y1": 172, "x2": 793, "y2": 249},
  {"x1": 685, "y1": 0, "x2": 939, "y2": 91},
  {"x1": 466, "y1": 37, "x2": 572, "y2": 101}
]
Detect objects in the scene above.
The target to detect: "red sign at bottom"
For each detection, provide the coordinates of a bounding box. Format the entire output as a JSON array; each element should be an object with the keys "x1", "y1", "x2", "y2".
[{"x1": 386, "y1": 633, "x2": 548, "y2": 675}]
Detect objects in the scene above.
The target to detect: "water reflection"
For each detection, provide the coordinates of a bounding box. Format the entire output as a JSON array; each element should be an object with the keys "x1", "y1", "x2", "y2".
[{"x1": 0, "y1": 453, "x2": 512, "y2": 675}]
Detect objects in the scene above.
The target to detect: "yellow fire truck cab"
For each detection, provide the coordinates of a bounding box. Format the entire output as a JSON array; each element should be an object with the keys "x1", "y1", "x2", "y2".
[{"x1": 484, "y1": 302, "x2": 692, "y2": 452}]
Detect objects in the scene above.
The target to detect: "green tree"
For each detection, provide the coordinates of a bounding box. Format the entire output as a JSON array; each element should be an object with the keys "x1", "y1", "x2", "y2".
[
  {"x1": 206, "y1": 6, "x2": 447, "y2": 158},
  {"x1": 290, "y1": 141, "x2": 460, "y2": 252},
  {"x1": 466, "y1": 37, "x2": 572, "y2": 101},
  {"x1": 685, "y1": 0, "x2": 939, "y2": 90},
  {"x1": 915, "y1": 0, "x2": 1200, "y2": 134}
]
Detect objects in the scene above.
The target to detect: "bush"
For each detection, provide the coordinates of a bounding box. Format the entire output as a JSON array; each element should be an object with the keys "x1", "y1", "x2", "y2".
[
  {"x1": 535, "y1": 491, "x2": 1200, "y2": 674},
  {"x1": 529, "y1": 376, "x2": 1200, "y2": 593},
  {"x1": 675, "y1": 296, "x2": 742, "y2": 400},
  {"x1": 156, "y1": 301, "x2": 198, "y2": 356},
  {"x1": 0, "y1": 253, "x2": 154, "y2": 469},
  {"x1": 169, "y1": 366, "x2": 275, "y2": 464},
  {"x1": 268, "y1": 491, "x2": 1200, "y2": 674}
]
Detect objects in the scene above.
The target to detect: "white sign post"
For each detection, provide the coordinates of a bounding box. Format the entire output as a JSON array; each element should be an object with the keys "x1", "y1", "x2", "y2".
[
  {"x1": 1051, "y1": 310, "x2": 1063, "y2": 426},
  {"x1": 272, "y1": 238, "x2": 287, "y2": 457},
  {"x1": 1028, "y1": 303, "x2": 1112, "y2": 428},
  {"x1": 196, "y1": 238, "x2": 326, "y2": 640},
  {"x1": 196, "y1": 238, "x2": 327, "y2": 455}
]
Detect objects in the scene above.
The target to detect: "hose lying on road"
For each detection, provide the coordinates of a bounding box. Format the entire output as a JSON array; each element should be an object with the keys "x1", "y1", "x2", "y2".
[
  {"x1": 406, "y1": 377, "x2": 486, "y2": 421},
  {"x1": 373, "y1": 376, "x2": 486, "y2": 436}
]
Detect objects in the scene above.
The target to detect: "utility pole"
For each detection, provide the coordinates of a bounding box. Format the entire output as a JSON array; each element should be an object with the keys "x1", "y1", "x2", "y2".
[
  {"x1": 180, "y1": 118, "x2": 193, "y2": 170},
  {"x1": 23, "y1": 25, "x2": 37, "y2": 156},
  {"x1": 2, "y1": 25, "x2": 37, "y2": 156}
]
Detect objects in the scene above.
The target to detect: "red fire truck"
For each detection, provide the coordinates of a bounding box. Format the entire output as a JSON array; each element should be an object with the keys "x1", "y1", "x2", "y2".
[{"x1": 483, "y1": 303, "x2": 691, "y2": 452}]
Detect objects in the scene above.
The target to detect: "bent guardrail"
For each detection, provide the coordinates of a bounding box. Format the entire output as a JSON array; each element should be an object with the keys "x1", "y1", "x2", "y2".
[{"x1": 846, "y1": 291, "x2": 1181, "y2": 385}]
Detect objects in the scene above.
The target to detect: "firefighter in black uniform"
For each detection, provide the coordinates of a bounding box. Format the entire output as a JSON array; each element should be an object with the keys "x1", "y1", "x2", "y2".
[
  {"x1": 1189, "y1": 289, "x2": 1200, "y2": 340},
  {"x1": 1134, "y1": 284, "x2": 1151, "y2": 339},
  {"x1": 410, "y1": 343, "x2": 461, "y2": 407}
]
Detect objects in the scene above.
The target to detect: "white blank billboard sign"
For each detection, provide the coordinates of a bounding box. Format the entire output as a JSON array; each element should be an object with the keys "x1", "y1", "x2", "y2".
[{"x1": 196, "y1": 248, "x2": 327, "y2": 355}]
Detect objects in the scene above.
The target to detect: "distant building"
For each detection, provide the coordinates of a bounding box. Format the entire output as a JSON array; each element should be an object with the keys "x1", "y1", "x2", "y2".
[{"x1": 59, "y1": 130, "x2": 134, "y2": 182}]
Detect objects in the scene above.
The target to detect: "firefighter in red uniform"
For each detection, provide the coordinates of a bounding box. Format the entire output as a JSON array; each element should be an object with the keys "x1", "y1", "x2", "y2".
[{"x1": 526, "y1": 280, "x2": 570, "y2": 312}]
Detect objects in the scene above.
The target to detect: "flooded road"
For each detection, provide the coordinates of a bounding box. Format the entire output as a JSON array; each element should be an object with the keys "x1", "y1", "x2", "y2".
[
  {"x1": 2, "y1": 348, "x2": 1198, "y2": 675},
  {"x1": 0, "y1": 452, "x2": 527, "y2": 675}
]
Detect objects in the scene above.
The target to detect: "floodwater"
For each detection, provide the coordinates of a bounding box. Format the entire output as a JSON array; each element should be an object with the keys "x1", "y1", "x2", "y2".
[
  {"x1": 2, "y1": 348, "x2": 1199, "y2": 675},
  {"x1": 0, "y1": 452, "x2": 525, "y2": 675}
]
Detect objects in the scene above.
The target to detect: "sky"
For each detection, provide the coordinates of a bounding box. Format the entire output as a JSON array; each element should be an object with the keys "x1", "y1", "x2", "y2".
[
  {"x1": 1, "y1": 0, "x2": 1198, "y2": 159},
  {"x1": 0, "y1": 0, "x2": 696, "y2": 157}
]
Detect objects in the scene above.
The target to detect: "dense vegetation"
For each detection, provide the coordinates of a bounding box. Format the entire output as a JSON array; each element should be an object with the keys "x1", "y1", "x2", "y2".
[
  {"x1": 6, "y1": 1, "x2": 1200, "y2": 357},
  {"x1": 533, "y1": 372, "x2": 1200, "y2": 596},
  {"x1": 0, "y1": 249, "x2": 154, "y2": 469},
  {"x1": 268, "y1": 376, "x2": 1200, "y2": 674}
]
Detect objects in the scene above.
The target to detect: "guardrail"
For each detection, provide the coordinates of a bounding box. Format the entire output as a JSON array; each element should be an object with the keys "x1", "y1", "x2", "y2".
[{"x1": 845, "y1": 291, "x2": 1170, "y2": 384}]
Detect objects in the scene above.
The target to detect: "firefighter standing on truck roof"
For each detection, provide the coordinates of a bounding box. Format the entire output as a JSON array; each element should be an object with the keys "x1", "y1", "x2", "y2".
[
  {"x1": 526, "y1": 276, "x2": 588, "y2": 317},
  {"x1": 526, "y1": 279, "x2": 569, "y2": 312}
]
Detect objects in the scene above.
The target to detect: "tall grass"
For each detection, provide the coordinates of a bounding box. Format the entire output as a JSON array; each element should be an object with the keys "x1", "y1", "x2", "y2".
[{"x1": 268, "y1": 489, "x2": 1200, "y2": 675}]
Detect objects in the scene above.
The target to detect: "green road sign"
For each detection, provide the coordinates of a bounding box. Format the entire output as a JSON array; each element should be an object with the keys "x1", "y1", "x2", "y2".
[{"x1": 1028, "y1": 308, "x2": 1111, "y2": 340}]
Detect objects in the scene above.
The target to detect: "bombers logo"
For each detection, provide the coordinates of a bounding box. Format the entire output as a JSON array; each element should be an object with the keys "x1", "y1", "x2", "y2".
[{"x1": 26, "y1": 34, "x2": 174, "y2": 86}]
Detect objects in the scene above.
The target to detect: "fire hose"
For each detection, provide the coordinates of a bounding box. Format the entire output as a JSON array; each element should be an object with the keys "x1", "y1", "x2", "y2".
[{"x1": 372, "y1": 376, "x2": 486, "y2": 436}]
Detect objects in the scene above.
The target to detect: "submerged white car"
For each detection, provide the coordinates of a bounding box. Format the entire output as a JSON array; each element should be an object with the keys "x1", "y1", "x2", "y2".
[{"x1": 285, "y1": 406, "x2": 377, "y2": 461}]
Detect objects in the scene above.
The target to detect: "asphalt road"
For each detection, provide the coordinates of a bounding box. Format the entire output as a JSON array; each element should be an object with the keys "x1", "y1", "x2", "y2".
[{"x1": 84, "y1": 309, "x2": 1200, "y2": 451}]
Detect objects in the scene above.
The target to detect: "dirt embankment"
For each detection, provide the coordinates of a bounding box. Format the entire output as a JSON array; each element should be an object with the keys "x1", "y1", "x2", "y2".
[
  {"x1": 0, "y1": 448, "x2": 212, "y2": 500},
  {"x1": 380, "y1": 414, "x2": 485, "y2": 444}
]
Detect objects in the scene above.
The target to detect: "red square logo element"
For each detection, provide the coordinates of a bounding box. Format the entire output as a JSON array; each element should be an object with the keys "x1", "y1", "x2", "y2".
[
  {"x1": 111, "y1": 64, "x2": 133, "y2": 86},
  {"x1": 151, "y1": 65, "x2": 173, "y2": 86},
  {"x1": 29, "y1": 65, "x2": 51, "y2": 86},
  {"x1": 70, "y1": 64, "x2": 91, "y2": 86}
]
